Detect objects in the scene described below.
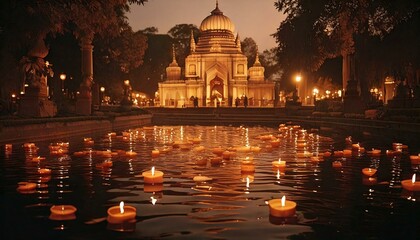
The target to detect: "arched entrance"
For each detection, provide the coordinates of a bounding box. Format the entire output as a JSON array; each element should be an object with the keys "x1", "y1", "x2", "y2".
[{"x1": 210, "y1": 76, "x2": 224, "y2": 106}]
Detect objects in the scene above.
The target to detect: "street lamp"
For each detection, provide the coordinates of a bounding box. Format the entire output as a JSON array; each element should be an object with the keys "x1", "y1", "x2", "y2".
[
  {"x1": 60, "y1": 73, "x2": 66, "y2": 92},
  {"x1": 295, "y1": 74, "x2": 302, "y2": 99},
  {"x1": 100, "y1": 87, "x2": 105, "y2": 104}
]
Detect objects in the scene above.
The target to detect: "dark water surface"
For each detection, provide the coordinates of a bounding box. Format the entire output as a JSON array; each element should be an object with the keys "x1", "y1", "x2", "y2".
[{"x1": 0, "y1": 125, "x2": 419, "y2": 240}]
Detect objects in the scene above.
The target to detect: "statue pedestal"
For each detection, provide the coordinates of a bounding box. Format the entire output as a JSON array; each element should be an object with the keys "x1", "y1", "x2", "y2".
[
  {"x1": 76, "y1": 96, "x2": 92, "y2": 115},
  {"x1": 18, "y1": 87, "x2": 57, "y2": 117},
  {"x1": 343, "y1": 80, "x2": 365, "y2": 114}
]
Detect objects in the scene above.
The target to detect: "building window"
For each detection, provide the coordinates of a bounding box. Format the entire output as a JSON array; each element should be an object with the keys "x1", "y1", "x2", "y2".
[
  {"x1": 189, "y1": 64, "x2": 196, "y2": 75},
  {"x1": 237, "y1": 64, "x2": 244, "y2": 74}
]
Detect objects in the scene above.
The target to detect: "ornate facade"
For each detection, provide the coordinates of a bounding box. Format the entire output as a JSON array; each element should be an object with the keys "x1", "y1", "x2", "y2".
[{"x1": 158, "y1": 2, "x2": 274, "y2": 107}]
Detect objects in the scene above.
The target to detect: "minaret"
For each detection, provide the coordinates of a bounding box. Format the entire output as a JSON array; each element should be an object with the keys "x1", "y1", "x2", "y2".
[
  {"x1": 235, "y1": 33, "x2": 242, "y2": 52},
  {"x1": 190, "y1": 30, "x2": 196, "y2": 53},
  {"x1": 166, "y1": 44, "x2": 181, "y2": 80}
]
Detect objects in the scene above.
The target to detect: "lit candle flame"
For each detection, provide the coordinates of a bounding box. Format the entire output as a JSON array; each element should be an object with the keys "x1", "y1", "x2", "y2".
[
  {"x1": 119, "y1": 201, "x2": 125, "y2": 214},
  {"x1": 281, "y1": 195, "x2": 286, "y2": 207},
  {"x1": 61, "y1": 205, "x2": 65, "y2": 211},
  {"x1": 278, "y1": 158, "x2": 282, "y2": 164},
  {"x1": 246, "y1": 177, "x2": 250, "y2": 188},
  {"x1": 151, "y1": 196, "x2": 157, "y2": 205},
  {"x1": 151, "y1": 166, "x2": 155, "y2": 176},
  {"x1": 412, "y1": 174, "x2": 416, "y2": 184}
]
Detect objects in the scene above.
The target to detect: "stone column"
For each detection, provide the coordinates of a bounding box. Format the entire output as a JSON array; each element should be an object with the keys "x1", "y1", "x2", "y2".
[{"x1": 76, "y1": 34, "x2": 94, "y2": 115}]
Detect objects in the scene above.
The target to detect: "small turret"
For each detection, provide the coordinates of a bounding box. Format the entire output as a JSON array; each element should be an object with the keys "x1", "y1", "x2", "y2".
[{"x1": 166, "y1": 44, "x2": 181, "y2": 80}]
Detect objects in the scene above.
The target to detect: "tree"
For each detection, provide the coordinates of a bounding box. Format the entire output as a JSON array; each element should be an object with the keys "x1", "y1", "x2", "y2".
[
  {"x1": 259, "y1": 48, "x2": 283, "y2": 81},
  {"x1": 241, "y1": 37, "x2": 258, "y2": 69},
  {"x1": 167, "y1": 24, "x2": 200, "y2": 68},
  {"x1": 0, "y1": 0, "x2": 148, "y2": 105},
  {"x1": 273, "y1": 0, "x2": 420, "y2": 100}
]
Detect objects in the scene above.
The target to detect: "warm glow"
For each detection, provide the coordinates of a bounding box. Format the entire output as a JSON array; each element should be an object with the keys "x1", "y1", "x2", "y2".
[
  {"x1": 119, "y1": 201, "x2": 125, "y2": 214},
  {"x1": 11, "y1": 93, "x2": 16, "y2": 98},
  {"x1": 124, "y1": 80, "x2": 130, "y2": 86},
  {"x1": 295, "y1": 75, "x2": 302, "y2": 83},
  {"x1": 276, "y1": 170, "x2": 281, "y2": 179},
  {"x1": 278, "y1": 158, "x2": 282, "y2": 164},
  {"x1": 60, "y1": 73, "x2": 66, "y2": 81},
  {"x1": 312, "y1": 88, "x2": 319, "y2": 95},
  {"x1": 412, "y1": 174, "x2": 416, "y2": 183},
  {"x1": 151, "y1": 196, "x2": 157, "y2": 205},
  {"x1": 246, "y1": 177, "x2": 250, "y2": 188},
  {"x1": 151, "y1": 166, "x2": 155, "y2": 176},
  {"x1": 100, "y1": 87, "x2": 105, "y2": 92},
  {"x1": 281, "y1": 195, "x2": 286, "y2": 207}
]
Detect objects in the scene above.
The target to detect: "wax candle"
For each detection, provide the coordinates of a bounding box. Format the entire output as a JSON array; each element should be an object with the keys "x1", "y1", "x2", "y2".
[
  {"x1": 401, "y1": 174, "x2": 420, "y2": 192},
  {"x1": 50, "y1": 205, "x2": 77, "y2": 216},
  {"x1": 193, "y1": 146, "x2": 205, "y2": 152},
  {"x1": 323, "y1": 151, "x2": 332, "y2": 157},
  {"x1": 367, "y1": 148, "x2": 381, "y2": 157},
  {"x1": 332, "y1": 161, "x2": 342, "y2": 168},
  {"x1": 343, "y1": 149, "x2": 352, "y2": 157},
  {"x1": 251, "y1": 146, "x2": 261, "y2": 153},
  {"x1": 270, "y1": 139, "x2": 280, "y2": 148},
  {"x1": 409, "y1": 154, "x2": 420, "y2": 165},
  {"x1": 125, "y1": 150, "x2": 137, "y2": 157},
  {"x1": 362, "y1": 168, "x2": 377, "y2": 177},
  {"x1": 195, "y1": 157, "x2": 208, "y2": 166},
  {"x1": 241, "y1": 160, "x2": 255, "y2": 172},
  {"x1": 50, "y1": 205, "x2": 77, "y2": 221},
  {"x1": 268, "y1": 196, "x2": 296, "y2": 218},
  {"x1": 32, "y1": 156, "x2": 46, "y2": 162},
  {"x1": 5, "y1": 144, "x2": 12, "y2": 152},
  {"x1": 210, "y1": 157, "x2": 222, "y2": 165},
  {"x1": 142, "y1": 167, "x2": 164, "y2": 184},
  {"x1": 107, "y1": 201, "x2": 136, "y2": 224},
  {"x1": 17, "y1": 182, "x2": 37, "y2": 192},
  {"x1": 272, "y1": 158, "x2": 286, "y2": 169},
  {"x1": 193, "y1": 175, "x2": 213, "y2": 182},
  {"x1": 333, "y1": 151, "x2": 344, "y2": 158},
  {"x1": 212, "y1": 147, "x2": 224, "y2": 156},
  {"x1": 151, "y1": 149, "x2": 160, "y2": 158},
  {"x1": 38, "y1": 168, "x2": 51, "y2": 175},
  {"x1": 352, "y1": 143, "x2": 360, "y2": 150}
]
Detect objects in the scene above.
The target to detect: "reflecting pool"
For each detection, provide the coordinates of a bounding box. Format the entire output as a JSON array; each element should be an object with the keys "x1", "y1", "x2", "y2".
[{"x1": 1, "y1": 124, "x2": 419, "y2": 240}]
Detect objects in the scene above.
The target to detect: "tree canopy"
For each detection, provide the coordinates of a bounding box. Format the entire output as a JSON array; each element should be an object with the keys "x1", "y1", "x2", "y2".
[{"x1": 273, "y1": 0, "x2": 420, "y2": 96}]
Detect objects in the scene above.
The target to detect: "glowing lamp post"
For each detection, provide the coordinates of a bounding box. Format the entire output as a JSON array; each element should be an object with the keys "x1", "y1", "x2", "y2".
[
  {"x1": 294, "y1": 74, "x2": 302, "y2": 102},
  {"x1": 312, "y1": 88, "x2": 319, "y2": 105},
  {"x1": 100, "y1": 87, "x2": 105, "y2": 104},
  {"x1": 60, "y1": 73, "x2": 66, "y2": 92}
]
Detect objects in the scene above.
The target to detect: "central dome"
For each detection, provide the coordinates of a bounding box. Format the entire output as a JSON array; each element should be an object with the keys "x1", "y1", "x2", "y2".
[{"x1": 199, "y1": 3, "x2": 235, "y2": 33}]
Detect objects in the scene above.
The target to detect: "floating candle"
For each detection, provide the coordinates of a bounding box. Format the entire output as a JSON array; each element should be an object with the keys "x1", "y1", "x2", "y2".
[
  {"x1": 17, "y1": 182, "x2": 36, "y2": 192},
  {"x1": 409, "y1": 154, "x2": 420, "y2": 165},
  {"x1": 268, "y1": 196, "x2": 296, "y2": 218},
  {"x1": 272, "y1": 158, "x2": 286, "y2": 169},
  {"x1": 50, "y1": 205, "x2": 77, "y2": 216},
  {"x1": 38, "y1": 168, "x2": 51, "y2": 175},
  {"x1": 362, "y1": 168, "x2": 377, "y2": 177},
  {"x1": 270, "y1": 139, "x2": 280, "y2": 148},
  {"x1": 193, "y1": 175, "x2": 213, "y2": 182},
  {"x1": 151, "y1": 149, "x2": 160, "y2": 158},
  {"x1": 367, "y1": 149, "x2": 381, "y2": 157},
  {"x1": 50, "y1": 205, "x2": 77, "y2": 221},
  {"x1": 401, "y1": 174, "x2": 420, "y2": 192},
  {"x1": 142, "y1": 167, "x2": 164, "y2": 184},
  {"x1": 212, "y1": 147, "x2": 224, "y2": 156},
  {"x1": 107, "y1": 201, "x2": 136, "y2": 224},
  {"x1": 241, "y1": 161, "x2": 255, "y2": 172},
  {"x1": 332, "y1": 161, "x2": 342, "y2": 168},
  {"x1": 343, "y1": 149, "x2": 352, "y2": 158},
  {"x1": 125, "y1": 150, "x2": 137, "y2": 157},
  {"x1": 210, "y1": 157, "x2": 222, "y2": 165},
  {"x1": 5, "y1": 144, "x2": 12, "y2": 152},
  {"x1": 32, "y1": 156, "x2": 46, "y2": 162}
]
